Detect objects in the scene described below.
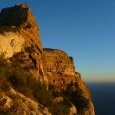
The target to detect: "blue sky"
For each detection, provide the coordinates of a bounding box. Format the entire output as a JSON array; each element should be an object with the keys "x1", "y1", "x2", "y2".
[{"x1": 0, "y1": 0, "x2": 115, "y2": 82}]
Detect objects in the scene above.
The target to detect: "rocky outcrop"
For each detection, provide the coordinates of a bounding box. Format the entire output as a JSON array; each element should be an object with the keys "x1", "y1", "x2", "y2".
[
  {"x1": 43, "y1": 48, "x2": 95, "y2": 114},
  {"x1": 0, "y1": 4, "x2": 47, "y2": 84},
  {"x1": 43, "y1": 49, "x2": 76, "y2": 90},
  {"x1": 0, "y1": 4, "x2": 95, "y2": 115}
]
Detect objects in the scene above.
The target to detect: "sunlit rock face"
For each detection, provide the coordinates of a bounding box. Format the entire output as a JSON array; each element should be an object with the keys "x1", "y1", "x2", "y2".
[
  {"x1": 0, "y1": 4, "x2": 95, "y2": 115},
  {"x1": 43, "y1": 48, "x2": 76, "y2": 90},
  {"x1": 0, "y1": 4, "x2": 42, "y2": 50},
  {"x1": 43, "y1": 48, "x2": 95, "y2": 114},
  {"x1": 0, "y1": 32, "x2": 25, "y2": 58}
]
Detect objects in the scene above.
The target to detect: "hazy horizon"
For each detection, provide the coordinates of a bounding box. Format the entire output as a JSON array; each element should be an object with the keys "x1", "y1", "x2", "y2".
[{"x1": 0, "y1": 0, "x2": 115, "y2": 82}]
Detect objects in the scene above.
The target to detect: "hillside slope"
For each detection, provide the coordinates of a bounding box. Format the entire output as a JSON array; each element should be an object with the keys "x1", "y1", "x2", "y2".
[{"x1": 0, "y1": 4, "x2": 95, "y2": 115}]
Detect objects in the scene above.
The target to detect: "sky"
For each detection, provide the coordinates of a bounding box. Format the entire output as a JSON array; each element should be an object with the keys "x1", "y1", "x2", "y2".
[{"x1": 0, "y1": 0, "x2": 115, "y2": 82}]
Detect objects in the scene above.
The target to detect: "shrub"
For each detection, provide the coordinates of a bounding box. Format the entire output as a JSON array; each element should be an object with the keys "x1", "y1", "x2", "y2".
[
  {"x1": 49, "y1": 103, "x2": 70, "y2": 115},
  {"x1": 33, "y1": 82, "x2": 53, "y2": 106},
  {"x1": 0, "y1": 54, "x2": 11, "y2": 77}
]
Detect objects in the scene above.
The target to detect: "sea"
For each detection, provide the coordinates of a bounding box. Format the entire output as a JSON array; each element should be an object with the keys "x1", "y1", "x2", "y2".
[{"x1": 87, "y1": 83, "x2": 115, "y2": 115}]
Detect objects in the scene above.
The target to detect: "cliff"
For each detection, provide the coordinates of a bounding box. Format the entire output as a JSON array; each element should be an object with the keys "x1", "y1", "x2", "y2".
[{"x1": 0, "y1": 4, "x2": 95, "y2": 115}]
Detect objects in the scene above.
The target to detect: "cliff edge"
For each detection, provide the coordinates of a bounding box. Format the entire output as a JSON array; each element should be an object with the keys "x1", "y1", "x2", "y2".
[{"x1": 0, "y1": 4, "x2": 95, "y2": 115}]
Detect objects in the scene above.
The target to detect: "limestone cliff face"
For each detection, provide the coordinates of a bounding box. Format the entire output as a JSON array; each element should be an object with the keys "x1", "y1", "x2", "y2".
[
  {"x1": 0, "y1": 4, "x2": 95, "y2": 115},
  {"x1": 0, "y1": 4, "x2": 46, "y2": 83}
]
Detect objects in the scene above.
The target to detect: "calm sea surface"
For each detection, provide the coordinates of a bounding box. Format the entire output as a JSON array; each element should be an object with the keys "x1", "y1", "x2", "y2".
[{"x1": 87, "y1": 83, "x2": 115, "y2": 115}]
